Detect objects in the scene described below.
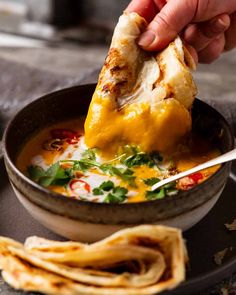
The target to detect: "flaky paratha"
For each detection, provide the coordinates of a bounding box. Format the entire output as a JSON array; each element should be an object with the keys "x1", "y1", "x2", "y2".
[
  {"x1": 0, "y1": 225, "x2": 187, "y2": 295},
  {"x1": 0, "y1": 237, "x2": 22, "y2": 269},
  {"x1": 85, "y1": 12, "x2": 197, "y2": 154}
]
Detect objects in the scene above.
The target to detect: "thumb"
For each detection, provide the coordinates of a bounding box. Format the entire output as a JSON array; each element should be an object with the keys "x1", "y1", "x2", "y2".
[{"x1": 138, "y1": 0, "x2": 197, "y2": 51}]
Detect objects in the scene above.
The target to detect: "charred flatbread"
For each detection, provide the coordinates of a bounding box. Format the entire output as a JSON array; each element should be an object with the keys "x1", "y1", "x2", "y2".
[
  {"x1": 85, "y1": 12, "x2": 197, "y2": 153},
  {"x1": 0, "y1": 225, "x2": 187, "y2": 295}
]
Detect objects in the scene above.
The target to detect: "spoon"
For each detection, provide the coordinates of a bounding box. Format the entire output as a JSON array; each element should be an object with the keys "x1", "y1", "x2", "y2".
[{"x1": 151, "y1": 147, "x2": 236, "y2": 191}]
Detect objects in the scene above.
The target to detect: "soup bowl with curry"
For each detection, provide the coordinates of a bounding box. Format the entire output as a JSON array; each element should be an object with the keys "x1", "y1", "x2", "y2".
[{"x1": 3, "y1": 84, "x2": 234, "y2": 242}]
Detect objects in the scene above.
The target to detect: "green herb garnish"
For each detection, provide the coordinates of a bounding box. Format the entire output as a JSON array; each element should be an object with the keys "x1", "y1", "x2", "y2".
[
  {"x1": 92, "y1": 180, "x2": 115, "y2": 195},
  {"x1": 122, "y1": 152, "x2": 151, "y2": 168},
  {"x1": 146, "y1": 188, "x2": 166, "y2": 200},
  {"x1": 92, "y1": 181, "x2": 128, "y2": 203},
  {"x1": 73, "y1": 161, "x2": 92, "y2": 172},
  {"x1": 99, "y1": 163, "x2": 113, "y2": 174},
  {"x1": 143, "y1": 177, "x2": 160, "y2": 186},
  {"x1": 100, "y1": 164, "x2": 136, "y2": 187},
  {"x1": 99, "y1": 180, "x2": 115, "y2": 191},
  {"x1": 145, "y1": 181, "x2": 178, "y2": 200},
  {"x1": 119, "y1": 145, "x2": 162, "y2": 168},
  {"x1": 72, "y1": 148, "x2": 137, "y2": 186},
  {"x1": 27, "y1": 146, "x2": 166, "y2": 194},
  {"x1": 110, "y1": 167, "x2": 136, "y2": 187},
  {"x1": 27, "y1": 165, "x2": 45, "y2": 182},
  {"x1": 92, "y1": 188, "x2": 104, "y2": 195},
  {"x1": 104, "y1": 186, "x2": 128, "y2": 203},
  {"x1": 81, "y1": 148, "x2": 97, "y2": 161},
  {"x1": 28, "y1": 162, "x2": 72, "y2": 187}
]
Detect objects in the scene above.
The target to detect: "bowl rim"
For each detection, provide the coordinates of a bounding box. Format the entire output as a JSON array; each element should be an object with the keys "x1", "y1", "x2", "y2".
[{"x1": 2, "y1": 83, "x2": 235, "y2": 211}]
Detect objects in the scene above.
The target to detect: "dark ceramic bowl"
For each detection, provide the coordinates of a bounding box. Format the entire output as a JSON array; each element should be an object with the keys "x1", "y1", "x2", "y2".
[{"x1": 3, "y1": 84, "x2": 235, "y2": 242}]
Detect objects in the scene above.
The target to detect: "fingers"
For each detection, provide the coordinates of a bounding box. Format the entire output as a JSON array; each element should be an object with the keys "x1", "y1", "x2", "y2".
[
  {"x1": 154, "y1": 0, "x2": 166, "y2": 10},
  {"x1": 198, "y1": 34, "x2": 226, "y2": 63},
  {"x1": 126, "y1": 0, "x2": 158, "y2": 22},
  {"x1": 127, "y1": 0, "x2": 236, "y2": 62},
  {"x1": 137, "y1": 0, "x2": 197, "y2": 51},
  {"x1": 135, "y1": 0, "x2": 236, "y2": 52},
  {"x1": 183, "y1": 14, "x2": 230, "y2": 52},
  {"x1": 199, "y1": 14, "x2": 230, "y2": 39},
  {"x1": 225, "y1": 12, "x2": 236, "y2": 51},
  {"x1": 183, "y1": 14, "x2": 230, "y2": 63},
  {"x1": 194, "y1": 0, "x2": 236, "y2": 21}
]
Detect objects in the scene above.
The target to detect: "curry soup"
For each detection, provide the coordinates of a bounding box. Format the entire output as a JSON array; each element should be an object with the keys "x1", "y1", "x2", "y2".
[{"x1": 17, "y1": 118, "x2": 220, "y2": 203}]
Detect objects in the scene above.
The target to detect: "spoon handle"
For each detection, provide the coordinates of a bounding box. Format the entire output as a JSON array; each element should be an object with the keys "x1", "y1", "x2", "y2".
[{"x1": 151, "y1": 148, "x2": 236, "y2": 191}]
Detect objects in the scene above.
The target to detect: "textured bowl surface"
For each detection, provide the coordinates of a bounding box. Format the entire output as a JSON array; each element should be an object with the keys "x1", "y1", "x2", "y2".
[{"x1": 2, "y1": 84, "x2": 234, "y2": 233}]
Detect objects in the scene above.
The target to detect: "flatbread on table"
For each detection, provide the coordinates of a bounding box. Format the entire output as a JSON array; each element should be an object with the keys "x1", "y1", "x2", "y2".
[
  {"x1": 0, "y1": 237, "x2": 22, "y2": 270},
  {"x1": 0, "y1": 225, "x2": 187, "y2": 295},
  {"x1": 85, "y1": 12, "x2": 197, "y2": 154}
]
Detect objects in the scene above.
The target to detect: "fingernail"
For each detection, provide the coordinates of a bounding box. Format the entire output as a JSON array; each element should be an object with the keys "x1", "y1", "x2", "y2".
[
  {"x1": 213, "y1": 18, "x2": 228, "y2": 32},
  {"x1": 138, "y1": 31, "x2": 156, "y2": 47}
]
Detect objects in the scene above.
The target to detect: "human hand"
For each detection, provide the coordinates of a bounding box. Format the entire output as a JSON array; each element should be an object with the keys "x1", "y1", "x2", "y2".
[{"x1": 126, "y1": 0, "x2": 236, "y2": 63}]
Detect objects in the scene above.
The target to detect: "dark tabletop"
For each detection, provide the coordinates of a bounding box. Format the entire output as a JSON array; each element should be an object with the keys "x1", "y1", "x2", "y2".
[{"x1": 0, "y1": 44, "x2": 235, "y2": 295}]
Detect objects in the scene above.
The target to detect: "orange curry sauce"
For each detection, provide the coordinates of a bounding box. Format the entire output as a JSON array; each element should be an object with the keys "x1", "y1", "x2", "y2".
[{"x1": 17, "y1": 118, "x2": 220, "y2": 203}]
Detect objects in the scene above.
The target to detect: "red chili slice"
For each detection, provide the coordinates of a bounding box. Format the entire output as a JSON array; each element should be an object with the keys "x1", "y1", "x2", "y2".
[
  {"x1": 69, "y1": 179, "x2": 91, "y2": 195},
  {"x1": 50, "y1": 129, "x2": 79, "y2": 139},
  {"x1": 50, "y1": 129, "x2": 81, "y2": 144},
  {"x1": 188, "y1": 172, "x2": 203, "y2": 183},
  {"x1": 177, "y1": 172, "x2": 203, "y2": 191}
]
